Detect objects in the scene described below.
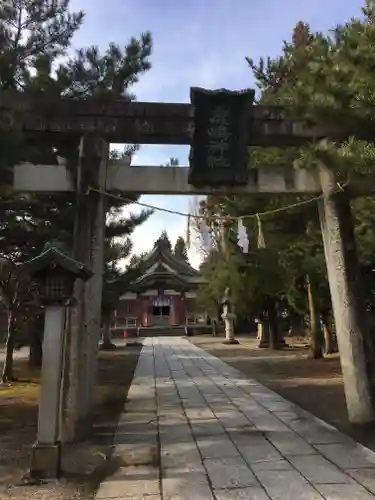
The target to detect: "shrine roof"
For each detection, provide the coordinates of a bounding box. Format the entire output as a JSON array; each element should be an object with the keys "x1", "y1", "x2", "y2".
[{"x1": 134, "y1": 237, "x2": 203, "y2": 286}]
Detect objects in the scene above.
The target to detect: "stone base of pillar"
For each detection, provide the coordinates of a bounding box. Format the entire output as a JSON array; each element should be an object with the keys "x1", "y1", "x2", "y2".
[
  {"x1": 76, "y1": 414, "x2": 93, "y2": 441},
  {"x1": 223, "y1": 338, "x2": 240, "y2": 345},
  {"x1": 62, "y1": 413, "x2": 93, "y2": 444},
  {"x1": 258, "y1": 341, "x2": 269, "y2": 348},
  {"x1": 99, "y1": 340, "x2": 117, "y2": 350},
  {"x1": 30, "y1": 442, "x2": 61, "y2": 479}
]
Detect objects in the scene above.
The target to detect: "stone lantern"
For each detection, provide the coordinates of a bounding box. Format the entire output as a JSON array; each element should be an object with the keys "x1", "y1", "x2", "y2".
[
  {"x1": 221, "y1": 286, "x2": 239, "y2": 345},
  {"x1": 23, "y1": 243, "x2": 91, "y2": 479},
  {"x1": 24, "y1": 242, "x2": 91, "y2": 306}
]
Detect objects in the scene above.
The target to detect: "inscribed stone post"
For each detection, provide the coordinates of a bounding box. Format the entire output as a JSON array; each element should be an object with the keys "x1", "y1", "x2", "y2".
[{"x1": 31, "y1": 306, "x2": 66, "y2": 477}]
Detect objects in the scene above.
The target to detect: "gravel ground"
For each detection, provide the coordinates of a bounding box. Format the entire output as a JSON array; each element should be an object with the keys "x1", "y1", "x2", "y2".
[{"x1": 0, "y1": 343, "x2": 141, "y2": 500}]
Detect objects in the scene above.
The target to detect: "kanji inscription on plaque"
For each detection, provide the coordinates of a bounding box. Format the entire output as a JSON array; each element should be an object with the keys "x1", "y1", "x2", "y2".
[
  {"x1": 207, "y1": 106, "x2": 231, "y2": 168},
  {"x1": 188, "y1": 87, "x2": 254, "y2": 186}
]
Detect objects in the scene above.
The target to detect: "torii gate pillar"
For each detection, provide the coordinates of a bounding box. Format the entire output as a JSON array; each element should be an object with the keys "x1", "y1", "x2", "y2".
[
  {"x1": 61, "y1": 136, "x2": 108, "y2": 442},
  {"x1": 318, "y1": 164, "x2": 375, "y2": 424}
]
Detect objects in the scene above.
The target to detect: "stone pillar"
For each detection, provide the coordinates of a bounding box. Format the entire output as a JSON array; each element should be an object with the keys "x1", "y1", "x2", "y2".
[
  {"x1": 142, "y1": 299, "x2": 148, "y2": 326},
  {"x1": 180, "y1": 294, "x2": 186, "y2": 325},
  {"x1": 318, "y1": 164, "x2": 374, "y2": 424},
  {"x1": 256, "y1": 320, "x2": 261, "y2": 340},
  {"x1": 222, "y1": 311, "x2": 239, "y2": 344},
  {"x1": 258, "y1": 317, "x2": 270, "y2": 348},
  {"x1": 170, "y1": 296, "x2": 178, "y2": 325},
  {"x1": 62, "y1": 135, "x2": 108, "y2": 442},
  {"x1": 61, "y1": 147, "x2": 90, "y2": 442},
  {"x1": 278, "y1": 328, "x2": 286, "y2": 347},
  {"x1": 136, "y1": 293, "x2": 142, "y2": 326},
  {"x1": 142, "y1": 302, "x2": 147, "y2": 327},
  {"x1": 145, "y1": 298, "x2": 152, "y2": 326},
  {"x1": 81, "y1": 138, "x2": 108, "y2": 424},
  {"x1": 221, "y1": 287, "x2": 240, "y2": 345},
  {"x1": 176, "y1": 295, "x2": 184, "y2": 325},
  {"x1": 30, "y1": 306, "x2": 66, "y2": 478},
  {"x1": 168, "y1": 297, "x2": 174, "y2": 325}
]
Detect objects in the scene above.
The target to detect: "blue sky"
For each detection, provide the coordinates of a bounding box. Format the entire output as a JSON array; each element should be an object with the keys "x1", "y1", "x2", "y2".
[{"x1": 69, "y1": 0, "x2": 364, "y2": 268}]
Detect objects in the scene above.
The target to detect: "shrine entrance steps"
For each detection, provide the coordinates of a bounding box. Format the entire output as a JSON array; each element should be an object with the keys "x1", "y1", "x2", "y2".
[
  {"x1": 137, "y1": 325, "x2": 188, "y2": 337},
  {"x1": 95, "y1": 337, "x2": 375, "y2": 500}
]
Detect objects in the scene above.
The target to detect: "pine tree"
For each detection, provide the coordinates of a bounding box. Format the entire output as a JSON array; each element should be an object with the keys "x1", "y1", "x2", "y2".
[
  {"x1": 161, "y1": 157, "x2": 179, "y2": 167},
  {"x1": 173, "y1": 236, "x2": 189, "y2": 262},
  {"x1": 0, "y1": 258, "x2": 38, "y2": 382},
  {"x1": 0, "y1": 1, "x2": 154, "y2": 376},
  {"x1": 0, "y1": 0, "x2": 84, "y2": 256},
  {"x1": 0, "y1": 0, "x2": 153, "y2": 245},
  {"x1": 0, "y1": 0, "x2": 153, "y2": 262},
  {"x1": 199, "y1": 2, "x2": 375, "y2": 420},
  {"x1": 246, "y1": 1, "x2": 375, "y2": 363},
  {"x1": 0, "y1": 0, "x2": 84, "y2": 91},
  {"x1": 157, "y1": 230, "x2": 173, "y2": 251},
  {"x1": 200, "y1": 2, "x2": 375, "y2": 358}
]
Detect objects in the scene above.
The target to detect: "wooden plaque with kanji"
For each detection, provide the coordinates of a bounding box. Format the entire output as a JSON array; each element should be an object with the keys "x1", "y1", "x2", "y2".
[{"x1": 188, "y1": 87, "x2": 254, "y2": 186}]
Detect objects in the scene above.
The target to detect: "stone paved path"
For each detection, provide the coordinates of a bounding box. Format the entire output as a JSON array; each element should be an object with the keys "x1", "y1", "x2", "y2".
[{"x1": 95, "y1": 337, "x2": 375, "y2": 499}]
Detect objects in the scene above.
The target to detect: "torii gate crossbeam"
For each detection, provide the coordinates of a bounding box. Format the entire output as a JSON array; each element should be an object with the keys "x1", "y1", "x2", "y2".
[{"x1": 12, "y1": 163, "x2": 375, "y2": 197}]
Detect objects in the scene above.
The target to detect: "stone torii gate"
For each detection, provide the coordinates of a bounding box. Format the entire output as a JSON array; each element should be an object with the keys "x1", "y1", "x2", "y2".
[{"x1": 2, "y1": 88, "x2": 374, "y2": 429}]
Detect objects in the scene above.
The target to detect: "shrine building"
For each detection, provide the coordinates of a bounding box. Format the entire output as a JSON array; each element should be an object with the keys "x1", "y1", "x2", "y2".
[{"x1": 113, "y1": 237, "x2": 204, "y2": 329}]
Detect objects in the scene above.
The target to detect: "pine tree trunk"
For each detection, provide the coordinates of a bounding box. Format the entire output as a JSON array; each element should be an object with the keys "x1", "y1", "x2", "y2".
[
  {"x1": 322, "y1": 310, "x2": 334, "y2": 355},
  {"x1": 268, "y1": 299, "x2": 280, "y2": 350},
  {"x1": 306, "y1": 275, "x2": 324, "y2": 359},
  {"x1": 1, "y1": 311, "x2": 16, "y2": 383}
]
